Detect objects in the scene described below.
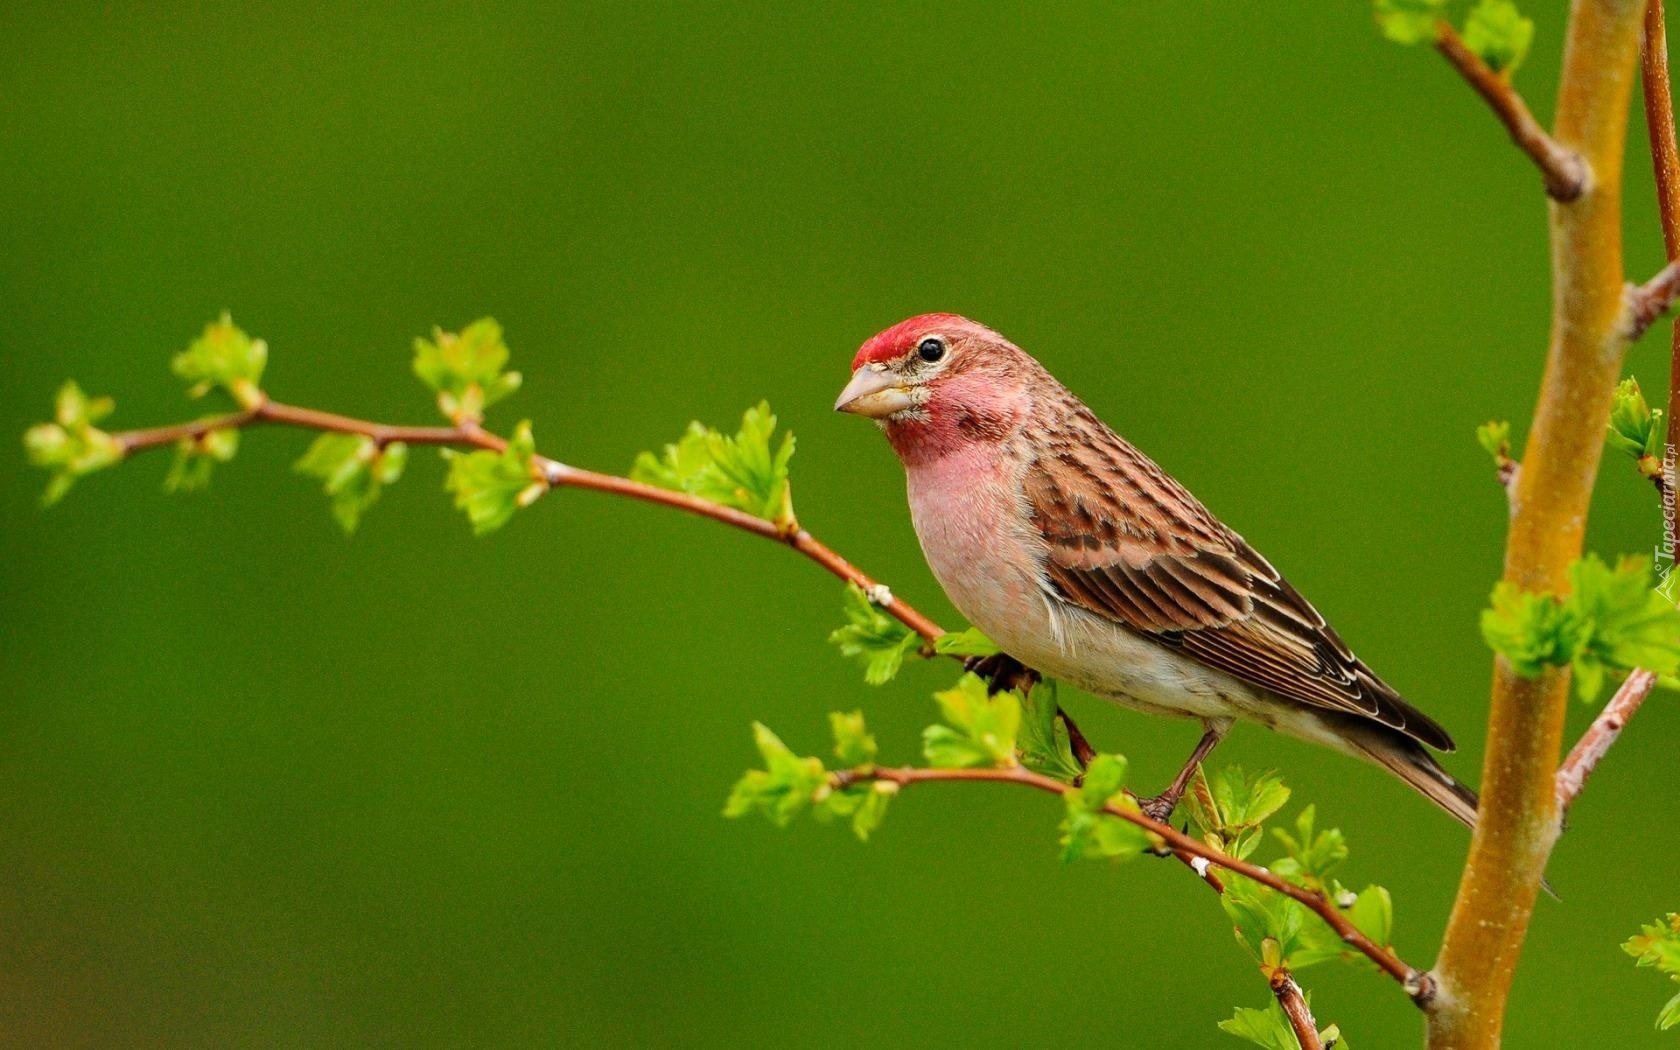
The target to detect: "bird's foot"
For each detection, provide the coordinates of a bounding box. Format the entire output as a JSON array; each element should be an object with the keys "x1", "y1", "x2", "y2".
[
  {"x1": 963, "y1": 652, "x2": 1040, "y2": 695},
  {"x1": 1133, "y1": 791, "x2": 1181, "y2": 825}
]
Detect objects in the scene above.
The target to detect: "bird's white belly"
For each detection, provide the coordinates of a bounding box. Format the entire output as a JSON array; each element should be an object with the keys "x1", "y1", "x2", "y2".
[{"x1": 904, "y1": 452, "x2": 1265, "y2": 725}]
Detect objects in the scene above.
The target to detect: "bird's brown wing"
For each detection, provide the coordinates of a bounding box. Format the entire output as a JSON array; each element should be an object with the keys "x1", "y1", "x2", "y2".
[{"x1": 1023, "y1": 414, "x2": 1454, "y2": 752}]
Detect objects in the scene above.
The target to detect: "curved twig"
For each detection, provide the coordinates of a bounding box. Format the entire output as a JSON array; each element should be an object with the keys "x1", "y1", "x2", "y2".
[
  {"x1": 109, "y1": 396, "x2": 948, "y2": 643},
  {"x1": 831, "y1": 763, "x2": 1431, "y2": 1002}
]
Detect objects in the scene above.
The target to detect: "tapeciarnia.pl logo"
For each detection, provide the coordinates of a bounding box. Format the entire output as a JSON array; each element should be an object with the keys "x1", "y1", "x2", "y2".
[{"x1": 1659, "y1": 444, "x2": 1678, "y2": 607}]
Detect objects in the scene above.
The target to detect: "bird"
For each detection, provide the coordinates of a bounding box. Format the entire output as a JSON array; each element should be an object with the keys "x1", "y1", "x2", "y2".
[{"x1": 834, "y1": 312, "x2": 1478, "y2": 828}]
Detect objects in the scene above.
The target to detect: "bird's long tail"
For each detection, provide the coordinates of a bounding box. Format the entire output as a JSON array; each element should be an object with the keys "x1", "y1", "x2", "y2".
[
  {"x1": 1338, "y1": 721, "x2": 1562, "y2": 895},
  {"x1": 1343, "y1": 727, "x2": 1480, "y2": 830}
]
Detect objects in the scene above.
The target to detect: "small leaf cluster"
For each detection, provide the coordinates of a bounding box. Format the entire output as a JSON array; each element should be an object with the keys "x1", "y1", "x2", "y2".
[
  {"x1": 631, "y1": 402, "x2": 796, "y2": 525},
  {"x1": 1058, "y1": 752, "x2": 1154, "y2": 863},
  {"x1": 294, "y1": 434, "x2": 409, "y2": 534},
  {"x1": 165, "y1": 424, "x2": 240, "y2": 494},
  {"x1": 1624, "y1": 913, "x2": 1680, "y2": 1030},
  {"x1": 1481, "y1": 554, "x2": 1680, "y2": 700},
  {"x1": 1188, "y1": 771, "x2": 1395, "y2": 975},
  {"x1": 829, "y1": 583, "x2": 924, "y2": 685},
  {"x1": 406, "y1": 320, "x2": 555, "y2": 536},
  {"x1": 172, "y1": 313, "x2": 268, "y2": 407},
  {"x1": 1016, "y1": 677, "x2": 1086, "y2": 783},
  {"x1": 1220, "y1": 997, "x2": 1346, "y2": 1050},
  {"x1": 1608, "y1": 378, "x2": 1669, "y2": 483},
  {"x1": 443, "y1": 421, "x2": 546, "y2": 535},
  {"x1": 23, "y1": 382, "x2": 124, "y2": 506},
  {"x1": 412, "y1": 318, "x2": 522, "y2": 423},
  {"x1": 825, "y1": 592, "x2": 1084, "y2": 780},
  {"x1": 1376, "y1": 0, "x2": 1534, "y2": 74},
  {"x1": 1270, "y1": 805, "x2": 1349, "y2": 895},
  {"x1": 1477, "y1": 420, "x2": 1513, "y2": 467},
  {"x1": 931, "y1": 627, "x2": 1000, "y2": 658},
  {"x1": 827, "y1": 583, "x2": 1013, "y2": 689},
  {"x1": 1186, "y1": 766, "x2": 1292, "y2": 861},
  {"x1": 723, "y1": 714, "x2": 892, "y2": 841},
  {"x1": 922, "y1": 673, "x2": 1021, "y2": 769}
]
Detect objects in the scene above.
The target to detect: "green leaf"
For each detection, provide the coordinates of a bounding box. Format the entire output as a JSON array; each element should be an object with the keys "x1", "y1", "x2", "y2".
[
  {"x1": 932, "y1": 628, "x2": 1001, "y2": 658},
  {"x1": 172, "y1": 313, "x2": 267, "y2": 406},
  {"x1": 24, "y1": 381, "x2": 124, "y2": 505},
  {"x1": 1218, "y1": 998, "x2": 1303, "y2": 1050},
  {"x1": 1017, "y1": 678, "x2": 1086, "y2": 783},
  {"x1": 1480, "y1": 554, "x2": 1680, "y2": 699},
  {"x1": 829, "y1": 583, "x2": 922, "y2": 685},
  {"x1": 1188, "y1": 766, "x2": 1291, "y2": 859},
  {"x1": 828, "y1": 710, "x2": 877, "y2": 768},
  {"x1": 1609, "y1": 377, "x2": 1667, "y2": 480},
  {"x1": 164, "y1": 424, "x2": 240, "y2": 494},
  {"x1": 1568, "y1": 556, "x2": 1680, "y2": 700},
  {"x1": 1223, "y1": 875, "x2": 1308, "y2": 967},
  {"x1": 1058, "y1": 751, "x2": 1151, "y2": 862},
  {"x1": 922, "y1": 673, "x2": 1020, "y2": 769},
  {"x1": 1660, "y1": 990, "x2": 1680, "y2": 1031},
  {"x1": 631, "y1": 401, "x2": 796, "y2": 524},
  {"x1": 1624, "y1": 915, "x2": 1680, "y2": 970},
  {"x1": 1462, "y1": 0, "x2": 1535, "y2": 73},
  {"x1": 1344, "y1": 885, "x2": 1394, "y2": 950},
  {"x1": 723, "y1": 722, "x2": 829, "y2": 827},
  {"x1": 1624, "y1": 914, "x2": 1680, "y2": 1029},
  {"x1": 842, "y1": 781, "x2": 894, "y2": 841},
  {"x1": 1270, "y1": 805, "x2": 1348, "y2": 891},
  {"x1": 1476, "y1": 420, "x2": 1511, "y2": 461},
  {"x1": 294, "y1": 433, "x2": 409, "y2": 533},
  {"x1": 1080, "y1": 753, "x2": 1128, "y2": 808},
  {"x1": 442, "y1": 421, "x2": 545, "y2": 535},
  {"x1": 1059, "y1": 794, "x2": 1152, "y2": 863},
  {"x1": 412, "y1": 318, "x2": 522, "y2": 422},
  {"x1": 1374, "y1": 0, "x2": 1446, "y2": 45},
  {"x1": 1480, "y1": 581, "x2": 1572, "y2": 676}
]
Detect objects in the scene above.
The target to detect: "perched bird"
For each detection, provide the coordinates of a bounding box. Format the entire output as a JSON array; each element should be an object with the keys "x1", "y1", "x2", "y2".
[{"x1": 834, "y1": 313, "x2": 1477, "y2": 827}]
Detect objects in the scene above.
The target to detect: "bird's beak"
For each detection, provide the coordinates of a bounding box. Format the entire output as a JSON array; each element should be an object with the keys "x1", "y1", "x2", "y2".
[{"x1": 834, "y1": 367, "x2": 914, "y2": 418}]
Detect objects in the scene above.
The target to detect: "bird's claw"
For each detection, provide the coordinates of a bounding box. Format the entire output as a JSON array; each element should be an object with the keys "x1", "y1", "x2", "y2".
[{"x1": 1135, "y1": 793, "x2": 1179, "y2": 825}]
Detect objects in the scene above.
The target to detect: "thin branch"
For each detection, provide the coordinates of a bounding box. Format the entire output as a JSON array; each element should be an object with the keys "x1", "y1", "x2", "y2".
[
  {"x1": 1647, "y1": 0, "x2": 1680, "y2": 251},
  {"x1": 1643, "y1": 0, "x2": 1680, "y2": 499},
  {"x1": 832, "y1": 763, "x2": 1432, "y2": 1003},
  {"x1": 1555, "y1": 668, "x2": 1660, "y2": 808},
  {"x1": 1434, "y1": 21, "x2": 1589, "y2": 201},
  {"x1": 107, "y1": 396, "x2": 949, "y2": 643},
  {"x1": 1272, "y1": 971, "x2": 1323, "y2": 1050},
  {"x1": 1625, "y1": 257, "x2": 1680, "y2": 338}
]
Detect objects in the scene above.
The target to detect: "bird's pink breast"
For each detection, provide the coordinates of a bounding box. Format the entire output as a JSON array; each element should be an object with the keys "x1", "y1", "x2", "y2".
[{"x1": 903, "y1": 444, "x2": 1049, "y2": 650}]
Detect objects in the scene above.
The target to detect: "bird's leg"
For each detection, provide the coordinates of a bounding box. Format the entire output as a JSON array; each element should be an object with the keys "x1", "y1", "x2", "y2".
[
  {"x1": 1135, "y1": 719, "x2": 1231, "y2": 823},
  {"x1": 1057, "y1": 708, "x2": 1098, "y2": 769}
]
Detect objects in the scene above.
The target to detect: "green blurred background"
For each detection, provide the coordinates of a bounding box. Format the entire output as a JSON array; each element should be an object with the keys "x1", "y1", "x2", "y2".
[{"x1": 3, "y1": 2, "x2": 1676, "y2": 1046}]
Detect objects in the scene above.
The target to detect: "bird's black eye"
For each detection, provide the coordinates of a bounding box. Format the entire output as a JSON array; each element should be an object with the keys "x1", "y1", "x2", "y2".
[{"x1": 916, "y1": 336, "x2": 946, "y2": 363}]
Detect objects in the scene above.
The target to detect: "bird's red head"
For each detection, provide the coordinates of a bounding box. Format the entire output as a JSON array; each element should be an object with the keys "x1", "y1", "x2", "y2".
[
  {"x1": 850, "y1": 312, "x2": 975, "y2": 371},
  {"x1": 836, "y1": 313, "x2": 1037, "y2": 463}
]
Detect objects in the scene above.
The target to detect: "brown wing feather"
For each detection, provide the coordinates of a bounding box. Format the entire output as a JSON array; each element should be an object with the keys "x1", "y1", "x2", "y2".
[{"x1": 1024, "y1": 409, "x2": 1454, "y2": 752}]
